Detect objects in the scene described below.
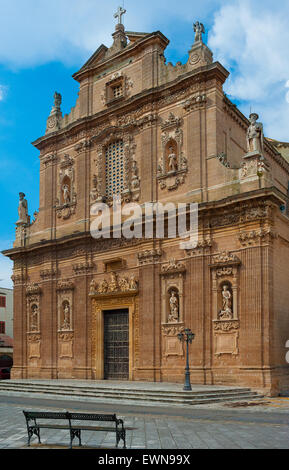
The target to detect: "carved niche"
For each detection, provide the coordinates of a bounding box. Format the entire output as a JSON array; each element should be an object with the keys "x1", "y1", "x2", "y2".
[
  {"x1": 158, "y1": 113, "x2": 188, "y2": 191},
  {"x1": 160, "y1": 259, "x2": 186, "y2": 358},
  {"x1": 55, "y1": 154, "x2": 77, "y2": 220},
  {"x1": 209, "y1": 251, "x2": 241, "y2": 357},
  {"x1": 26, "y1": 284, "x2": 42, "y2": 361},
  {"x1": 92, "y1": 130, "x2": 140, "y2": 205},
  {"x1": 57, "y1": 280, "x2": 74, "y2": 361}
]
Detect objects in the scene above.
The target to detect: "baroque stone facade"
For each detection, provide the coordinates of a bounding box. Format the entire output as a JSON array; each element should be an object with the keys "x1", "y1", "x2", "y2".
[{"x1": 3, "y1": 14, "x2": 289, "y2": 396}]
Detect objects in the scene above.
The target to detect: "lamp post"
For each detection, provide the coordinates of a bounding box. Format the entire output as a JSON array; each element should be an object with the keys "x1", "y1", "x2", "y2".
[{"x1": 178, "y1": 328, "x2": 195, "y2": 391}]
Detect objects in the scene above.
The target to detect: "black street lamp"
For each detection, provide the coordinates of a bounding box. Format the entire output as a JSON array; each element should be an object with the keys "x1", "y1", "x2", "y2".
[{"x1": 178, "y1": 328, "x2": 195, "y2": 391}]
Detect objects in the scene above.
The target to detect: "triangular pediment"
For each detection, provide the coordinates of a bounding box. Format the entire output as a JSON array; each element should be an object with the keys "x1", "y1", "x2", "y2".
[{"x1": 73, "y1": 44, "x2": 108, "y2": 79}]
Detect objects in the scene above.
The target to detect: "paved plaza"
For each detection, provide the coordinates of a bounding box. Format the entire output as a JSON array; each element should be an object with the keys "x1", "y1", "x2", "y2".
[{"x1": 0, "y1": 395, "x2": 289, "y2": 449}]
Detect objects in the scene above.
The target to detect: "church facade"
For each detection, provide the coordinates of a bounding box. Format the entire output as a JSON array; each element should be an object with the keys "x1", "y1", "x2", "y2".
[{"x1": 4, "y1": 13, "x2": 289, "y2": 396}]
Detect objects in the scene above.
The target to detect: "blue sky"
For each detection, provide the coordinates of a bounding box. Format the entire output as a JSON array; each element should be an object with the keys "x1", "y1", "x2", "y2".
[{"x1": 0, "y1": 0, "x2": 289, "y2": 287}]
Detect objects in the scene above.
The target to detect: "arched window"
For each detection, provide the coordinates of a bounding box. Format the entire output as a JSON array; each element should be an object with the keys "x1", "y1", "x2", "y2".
[{"x1": 105, "y1": 140, "x2": 125, "y2": 198}]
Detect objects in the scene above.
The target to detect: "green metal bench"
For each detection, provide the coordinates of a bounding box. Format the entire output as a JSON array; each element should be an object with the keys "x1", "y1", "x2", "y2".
[{"x1": 23, "y1": 410, "x2": 126, "y2": 449}]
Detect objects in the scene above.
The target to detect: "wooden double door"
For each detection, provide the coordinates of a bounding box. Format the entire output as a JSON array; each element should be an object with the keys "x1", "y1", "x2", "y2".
[{"x1": 103, "y1": 309, "x2": 129, "y2": 380}]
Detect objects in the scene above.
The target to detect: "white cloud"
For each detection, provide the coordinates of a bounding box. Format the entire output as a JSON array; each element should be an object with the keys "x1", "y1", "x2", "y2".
[
  {"x1": 0, "y1": 0, "x2": 215, "y2": 68},
  {"x1": 209, "y1": 0, "x2": 289, "y2": 141}
]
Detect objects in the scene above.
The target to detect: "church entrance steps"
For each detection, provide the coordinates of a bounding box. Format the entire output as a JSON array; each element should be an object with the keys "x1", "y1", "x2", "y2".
[{"x1": 0, "y1": 380, "x2": 263, "y2": 407}]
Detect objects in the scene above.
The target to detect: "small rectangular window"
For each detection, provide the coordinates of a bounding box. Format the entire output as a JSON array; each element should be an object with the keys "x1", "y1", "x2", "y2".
[
  {"x1": 0, "y1": 296, "x2": 6, "y2": 308},
  {"x1": 0, "y1": 322, "x2": 5, "y2": 334}
]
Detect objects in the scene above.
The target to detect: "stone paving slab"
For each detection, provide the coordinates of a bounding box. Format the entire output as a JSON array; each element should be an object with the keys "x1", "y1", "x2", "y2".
[{"x1": 0, "y1": 400, "x2": 289, "y2": 449}]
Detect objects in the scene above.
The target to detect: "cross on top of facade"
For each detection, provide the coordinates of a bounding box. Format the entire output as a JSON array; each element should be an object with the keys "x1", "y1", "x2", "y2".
[{"x1": 114, "y1": 6, "x2": 126, "y2": 25}]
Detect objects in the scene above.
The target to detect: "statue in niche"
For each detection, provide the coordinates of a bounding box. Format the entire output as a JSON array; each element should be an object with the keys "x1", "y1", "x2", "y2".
[
  {"x1": 219, "y1": 285, "x2": 233, "y2": 320},
  {"x1": 168, "y1": 290, "x2": 179, "y2": 323},
  {"x1": 168, "y1": 147, "x2": 178, "y2": 173},
  {"x1": 193, "y1": 21, "x2": 205, "y2": 43},
  {"x1": 247, "y1": 113, "x2": 264, "y2": 154},
  {"x1": 30, "y1": 304, "x2": 39, "y2": 331},
  {"x1": 61, "y1": 302, "x2": 71, "y2": 330},
  {"x1": 17, "y1": 192, "x2": 29, "y2": 224},
  {"x1": 62, "y1": 183, "x2": 71, "y2": 205}
]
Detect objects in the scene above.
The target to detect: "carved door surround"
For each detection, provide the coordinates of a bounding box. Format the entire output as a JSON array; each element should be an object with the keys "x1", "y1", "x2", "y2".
[
  {"x1": 90, "y1": 275, "x2": 139, "y2": 380},
  {"x1": 209, "y1": 251, "x2": 241, "y2": 357}
]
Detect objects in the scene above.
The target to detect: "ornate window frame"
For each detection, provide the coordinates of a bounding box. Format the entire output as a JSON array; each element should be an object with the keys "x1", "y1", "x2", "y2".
[{"x1": 93, "y1": 130, "x2": 140, "y2": 205}]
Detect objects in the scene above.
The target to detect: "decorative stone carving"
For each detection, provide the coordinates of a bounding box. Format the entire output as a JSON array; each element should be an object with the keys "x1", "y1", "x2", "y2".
[
  {"x1": 185, "y1": 238, "x2": 212, "y2": 257},
  {"x1": 27, "y1": 334, "x2": 41, "y2": 359},
  {"x1": 238, "y1": 228, "x2": 276, "y2": 247},
  {"x1": 55, "y1": 154, "x2": 77, "y2": 219},
  {"x1": 74, "y1": 139, "x2": 92, "y2": 154},
  {"x1": 162, "y1": 324, "x2": 185, "y2": 357},
  {"x1": 219, "y1": 284, "x2": 233, "y2": 320},
  {"x1": 46, "y1": 91, "x2": 62, "y2": 134},
  {"x1": 193, "y1": 21, "x2": 205, "y2": 43},
  {"x1": 72, "y1": 261, "x2": 94, "y2": 275},
  {"x1": 214, "y1": 330, "x2": 239, "y2": 357},
  {"x1": 92, "y1": 130, "x2": 138, "y2": 204},
  {"x1": 57, "y1": 280, "x2": 74, "y2": 332},
  {"x1": 57, "y1": 280, "x2": 75, "y2": 292},
  {"x1": 26, "y1": 284, "x2": 42, "y2": 333},
  {"x1": 90, "y1": 174, "x2": 99, "y2": 205},
  {"x1": 168, "y1": 290, "x2": 179, "y2": 323},
  {"x1": 247, "y1": 113, "x2": 264, "y2": 155},
  {"x1": 161, "y1": 260, "x2": 186, "y2": 325},
  {"x1": 40, "y1": 268, "x2": 57, "y2": 280},
  {"x1": 17, "y1": 192, "x2": 29, "y2": 225},
  {"x1": 161, "y1": 259, "x2": 186, "y2": 274},
  {"x1": 89, "y1": 273, "x2": 139, "y2": 297},
  {"x1": 183, "y1": 93, "x2": 207, "y2": 112},
  {"x1": 158, "y1": 114, "x2": 188, "y2": 191},
  {"x1": 138, "y1": 249, "x2": 162, "y2": 265},
  {"x1": 210, "y1": 251, "x2": 241, "y2": 356},
  {"x1": 41, "y1": 152, "x2": 58, "y2": 167}
]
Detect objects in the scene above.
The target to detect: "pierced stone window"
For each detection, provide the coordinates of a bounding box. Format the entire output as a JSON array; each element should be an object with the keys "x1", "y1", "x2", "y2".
[
  {"x1": 112, "y1": 84, "x2": 123, "y2": 99},
  {"x1": 106, "y1": 78, "x2": 124, "y2": 103},
  {"x1": 105, "y1": 140, "x2": 125, "y2": 198}
]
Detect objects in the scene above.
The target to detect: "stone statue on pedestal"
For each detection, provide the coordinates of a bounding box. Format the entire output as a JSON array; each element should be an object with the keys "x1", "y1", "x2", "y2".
[
  {"x1": 193, "y1": 21, "x2": 205, "y2": 43},
  {"x1": 247, "y1": 113, "x2": 264, "y2": 155},
  {"x1": 168, "y1": 147, "x2": 178, "y2": 172},
  {"x1": 219, "y1": 285, "x2": 233, "y2": 320},
  {"x1": 168, "y1": 291, "x2": 179, "y2": 323},
  {"x1": 17, "y1": 192, "x2": 29, "y2": 225}
]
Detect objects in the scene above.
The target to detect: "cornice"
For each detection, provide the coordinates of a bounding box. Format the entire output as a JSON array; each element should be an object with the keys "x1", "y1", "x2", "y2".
[{"x1": 32, "y1": 62, "x2": 228, "y2": 151}]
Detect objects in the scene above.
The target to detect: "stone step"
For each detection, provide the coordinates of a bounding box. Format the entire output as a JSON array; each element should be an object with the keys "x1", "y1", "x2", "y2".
[
  {"x1": 0, "y1": 381, "x2": 253, "y2": 397},
  {"x1": 0, "y1": 382, "x2": 262, "y2": 405},
  {"x1": 0, "y1": 388, "x2": 262, "y2": 406},
  {"x1": 0, "y1": 382, "x2": 255, "y2": 398}
]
